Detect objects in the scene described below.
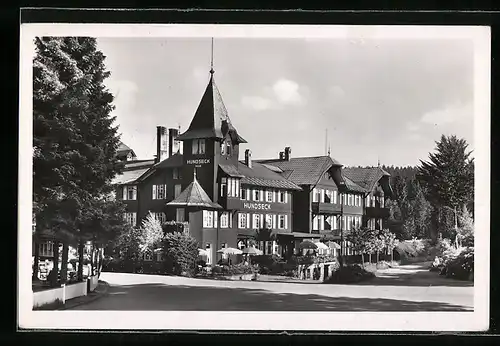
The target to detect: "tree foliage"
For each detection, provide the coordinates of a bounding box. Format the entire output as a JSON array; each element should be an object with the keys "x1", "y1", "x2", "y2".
[
  {"x1": 33, "y1": 37, "x2": 123, "y2": 245},
  {"x1": 139, "y1": 212, "x2": 164, "y2": 254},
  {"x1": 163, "y1": 232, "x2": 199, "y2": 276}
]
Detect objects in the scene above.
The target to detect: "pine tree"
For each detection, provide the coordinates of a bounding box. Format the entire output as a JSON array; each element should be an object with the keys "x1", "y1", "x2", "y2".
[{"x1": 33, "y1": 37, "x2": 124, "y2": 280}]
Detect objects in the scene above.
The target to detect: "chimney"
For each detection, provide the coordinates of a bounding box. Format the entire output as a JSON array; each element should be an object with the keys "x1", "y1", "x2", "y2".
[
  {"x1": 279, "y1": 152, "x2": 285, "y2": 160},
  {"x1": 245, "y1": 149, "x2": 252, "y2": 168},
  {"x1": 156, "y1": 126, "x2": 168, "y2": 163},
  {"x1": 284, "y1": 147, "x2": 292, "y2": 161},
  {"x1": 168, "y1": 128, "x2": 181, "y2": 156}
]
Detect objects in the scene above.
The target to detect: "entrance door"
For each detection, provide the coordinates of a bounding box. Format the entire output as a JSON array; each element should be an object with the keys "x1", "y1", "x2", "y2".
[{"x1": 205, "y1": 243, "x2": 213, "y2": 265}]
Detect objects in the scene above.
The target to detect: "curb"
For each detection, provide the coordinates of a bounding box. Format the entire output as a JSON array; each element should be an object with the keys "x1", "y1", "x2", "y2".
[{"x1": 59, "y1": 281, "x2": 110, "y2": 310}]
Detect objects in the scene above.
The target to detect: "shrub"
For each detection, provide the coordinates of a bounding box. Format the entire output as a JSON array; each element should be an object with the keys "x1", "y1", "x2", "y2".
[
  {"x1": 441, "y1": 247, "x2": 474, "y2": 281},
  {"x1": 251, "y1": 254, "x2": 282, "y2": 267},
  {"x1": 222, "y1": 263, "x2": 256, "y2": 276},
  {"x1": 162, "y1": 232, "x2": 199, "y2": 277},
  {"x1": 324, "y1": 264, "x2": 375, "y2": 284}
]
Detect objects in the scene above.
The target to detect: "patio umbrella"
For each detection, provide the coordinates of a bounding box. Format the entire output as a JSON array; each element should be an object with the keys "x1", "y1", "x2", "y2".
[
  {"x1": 198, "y1": 248, "x2": 209, "y2": 256},
  {"x1": 242, "y1": 246, "x2": 263, "y2": 255},
  {"x1": 326, "y1": 241, "x2": 341, "y2": 250},
  {"x1": 314, "y1": 242, "x2": 329, "y2": 250},
  {"x1": 298, "y1": 240, "x2": 319, "y2": 250},
  {"x1": 217, "y1": 247, "x2": 243, "y2": 255}
]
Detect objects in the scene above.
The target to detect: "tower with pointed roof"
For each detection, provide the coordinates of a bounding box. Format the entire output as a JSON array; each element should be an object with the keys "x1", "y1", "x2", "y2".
[{"x1": 177, "y1": 49, "x2": 246, "y2": 203}]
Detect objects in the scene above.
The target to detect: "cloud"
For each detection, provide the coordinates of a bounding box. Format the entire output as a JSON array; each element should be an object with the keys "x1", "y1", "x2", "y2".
[
  {"x1": 420, "y1": 101, "x2": 473, "y2": 126},
  {"x1": 272, "y1": 78, "x2": 305, "y2": 105},
  {"x1": 241, "y1": 96, "x2": 276, "y2": 111},
  {"x1": 241, "y1": 78, "x2": 307, "y2": 111}
]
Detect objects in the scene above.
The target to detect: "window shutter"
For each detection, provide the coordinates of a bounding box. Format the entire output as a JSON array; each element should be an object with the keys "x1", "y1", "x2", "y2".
[
  {"x1": 272, "y1": 190, "x2": 276, "y2": 203},
  {"x1": 333, "y1": 190, "x2": 337, "y2": 204},
  {"x1": 152, "y1": 185, "x2": 156, "y2": 200},
  {"x1": 260, "y1": 214, "x2": 264, "y2": 229},
  {"x1": 247, "y1": 189, "x2": 250, "y2": 201},
  {"x1": 285, "y1": 215, "x2": 288, "y2": 230},
  {"x1": 133, "y1": 186, "x2": 137, "y2": 200},
  {"x1": 285, "y1": 191, "x2": 288, "y2": 204},
  {"x1": 313, "y1": 215, "x2": 318, "y2": 230},
  {"x1": 312, "y1": 188, "x2": 318, "y2": 203},
  {"x1": 229, "y1": 213, "x2": 233, "y2": 228},
  {"x1": 319, "y1": 215, "x2": 324, "y2": 231},
  {"x1": 272, "y1": 214, "x2": 277, "y2": 229},
  {"x1": 260, "y1": 190, "x2": 264, "y2": 201},
  {"x1": 320, "y1": 189, "x2": 325, "y2": 203},
  {"x1": 214, "y1": 212, "x2": 218, "y2": 228},
  {"x1": 123, "y1": 186, "x2": 127, "y2": 200},
  {"x1": 247, "y1": 213, "x2": 250, "y2": 228}
]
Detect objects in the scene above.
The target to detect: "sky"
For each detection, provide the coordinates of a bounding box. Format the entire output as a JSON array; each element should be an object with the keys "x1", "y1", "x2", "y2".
[{"x1": 96, "y1": 36, "x2": 474, "y2": 167}]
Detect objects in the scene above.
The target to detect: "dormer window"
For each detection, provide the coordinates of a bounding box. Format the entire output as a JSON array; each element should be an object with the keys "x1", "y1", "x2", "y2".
[
  {"x1": 192, "y1": 139, "x2": 206, "y2": 155},
  {"x1": 221, "y1": 141, "x2": 226, "y2": 155},
  {"x1": 225, "y1": 140, "x2": 232, "y2": 156}
]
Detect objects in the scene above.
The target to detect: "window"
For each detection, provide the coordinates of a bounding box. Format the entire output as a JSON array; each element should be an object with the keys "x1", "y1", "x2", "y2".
[
  {"x1": 227, "y1": 178, "x2": 240, "y2": 198},
  {"x1": 174, "y1": 184, "x2": 182, "y2": 198},
  {"x1": 238, "y1": 213, "x2": 247, "y2": 229},
  {"x1": 278, "y1": 215, "x2": 286, "y2": 229},
  {"x1": 252, "y1": 214, "x2": 261, "y2": 229},
  {"x1": 267, "y1": 241, "x2": 273, "y2": 255},
  {"x1": 265, "y1": 214, "x2": 273, "y2": 228},
  {"x1": 240, "y1": 188, "x2": 247, "y2": 200},
  {"x1": 123, "y1": 185, "x2": 137, "y2": 200},
  {"x1": 152, "y1": 184, "x2": 167, "y2": 200},
  {"x1": 320, "y1": 189, "x2": 325, "y2": 203},
  {"x1": 333, "y1": 190, "x2": 337, "y2": 204},
  {"x1": 176, "y1": 208, "x2": 185, "y2": 222},
  {"x1": 124, "y1": 212, "x2": 137, "y2": 226},
  {"x1": 278, "y1": 190, "x2": 286, "y2": 203},
  {"x1": 366, "y1": 195, "x2": 371, "y2": 207},
  {"x1": 324, "y1": 215, "x2": 333, "y2": 230},
  {"x1": 312, "y1": 188, "x2": 320, "y2": 203},
  {"x1": 380, "y1": 197, "x2": 385, "y2": 208},
  {"x1": 39, "y1": 241, "x2": 54, "y2": 257},
  {"x1": 226, "y1": 141, "x2": 231, "y2": 156},
  {"x1": 220, "y1": 212, "x2": 229, "y2": 228},
  {"x1": 253, "y1": 189, "x2": 260, "y2": 202},
  {"x1": 312, "y1": 215, "x2": 319, "y2": 231},
  {"x1": 221, "y1": 141, "x2": 226, "y2": 155},
  {"x1": 153, "y1": 212, "x2": 167, "y2": 224},
  {"x1": 221, "y1": 178, "x2": 227, "y2": 197},
  {"x1": 324, "y1": 190, "x2": 331, "y2": 203},
  {"x1": 203, "y1": 210, "x2": 214, "y2": 228},
  {"x1": 191, "y1": 139, "x2": 205, "y2": 154},
  {"x1": 173, "y1": 168, "x2": 179, "y2": 180}
]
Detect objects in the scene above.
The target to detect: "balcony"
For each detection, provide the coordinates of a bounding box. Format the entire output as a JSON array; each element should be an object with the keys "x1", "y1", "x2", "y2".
[
  {"x1": 365, "y1": 206, "x2": 390, "y2": 218},
  {"x1": 311, "y1": 202, "x2": 341, "y2": 214}
]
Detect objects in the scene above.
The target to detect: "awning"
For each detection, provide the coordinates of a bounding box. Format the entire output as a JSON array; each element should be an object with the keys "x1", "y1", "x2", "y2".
[{"x1": 276, "y1": 232, "x2": 322, "y2": 239}]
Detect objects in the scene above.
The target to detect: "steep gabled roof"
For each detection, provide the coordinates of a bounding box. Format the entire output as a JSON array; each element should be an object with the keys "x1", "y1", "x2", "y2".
[
  {"x1": 256, "y1": 156, "x2": 342, "y2": 186},
  {"x1": 342, "y1": 166, "x2": 391, "y2": 194},
  {"x1": 111, "y1": 167, "x2": 150, "y2": 185},
  {"x1": 116, "y1": 141, "x2": 136, "y2": 158},
  {"x1": 176, "y1": 73, "x2": 246, "y2": 143},
  {"x1": 342, "y1": 175, "x2": 367, "y2": 193},
  {"x1": 166, "y1": 173, "x2": 222, "y2": 209}
]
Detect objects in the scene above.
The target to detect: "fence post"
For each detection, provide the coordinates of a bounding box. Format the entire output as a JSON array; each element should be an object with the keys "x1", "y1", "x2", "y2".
[{"x1": 62, "y1": 283, "x2": 66, "y2": 304}]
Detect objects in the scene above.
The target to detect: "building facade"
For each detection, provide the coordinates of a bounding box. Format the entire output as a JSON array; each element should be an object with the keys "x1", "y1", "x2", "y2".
[{"x1": 111, "y1": 68, "x2": 393, "y2": 263}]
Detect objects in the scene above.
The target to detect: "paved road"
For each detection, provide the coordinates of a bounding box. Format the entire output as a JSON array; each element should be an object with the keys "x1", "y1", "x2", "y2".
[{"x1": 72, "y1": 263, "x2": 473, "y2": 311}]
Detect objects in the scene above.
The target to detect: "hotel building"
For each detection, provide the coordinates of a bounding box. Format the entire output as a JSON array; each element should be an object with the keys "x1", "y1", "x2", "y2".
[{"x1": 111, "y1": 68, "x2": 393, "y2": 263}]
